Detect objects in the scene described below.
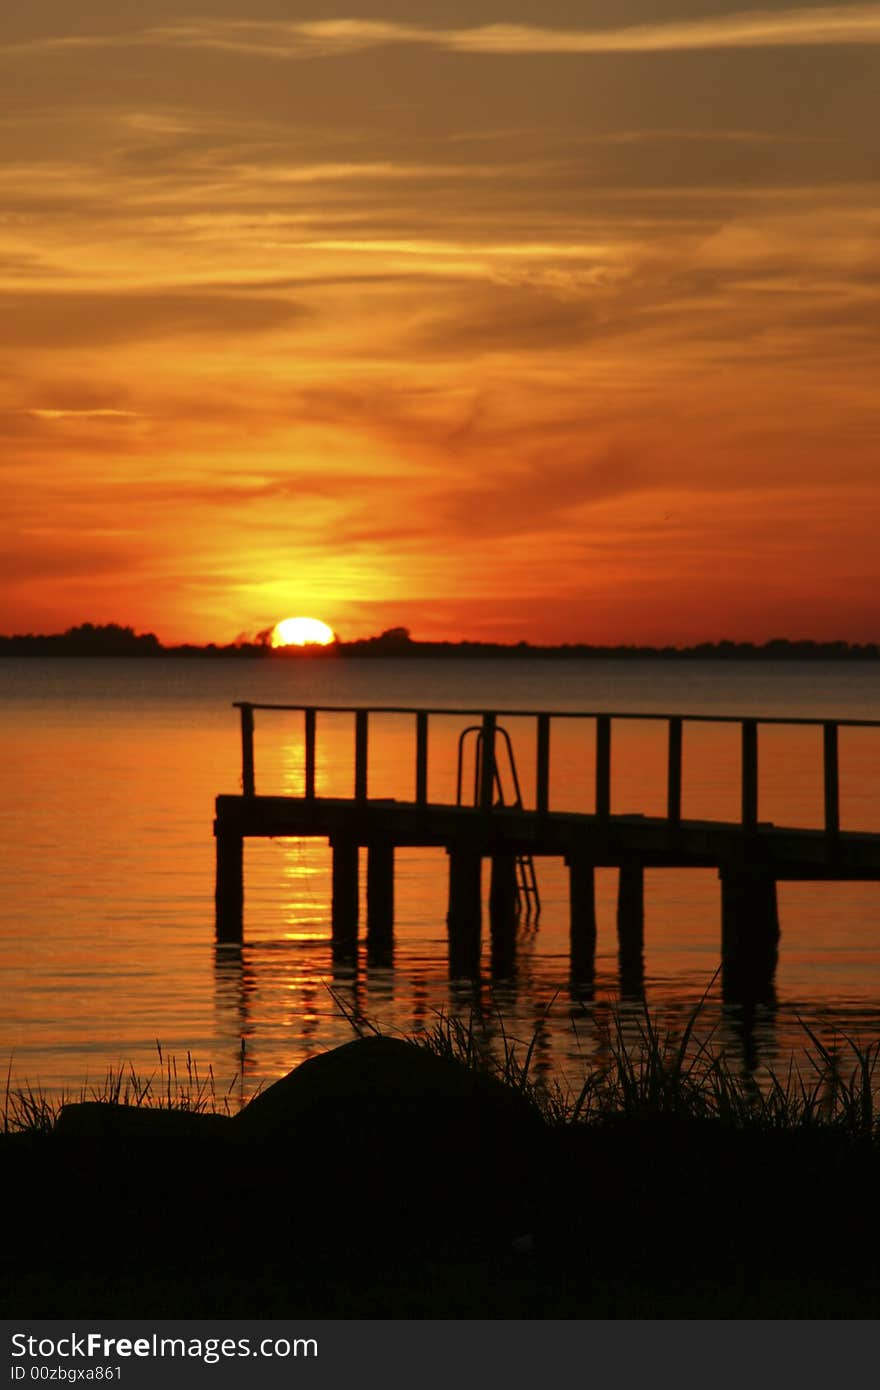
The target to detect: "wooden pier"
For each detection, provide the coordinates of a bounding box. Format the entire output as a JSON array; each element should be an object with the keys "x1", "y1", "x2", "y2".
[{"x1": 214, "y1": 702, "x2": 880, "y2": 998}]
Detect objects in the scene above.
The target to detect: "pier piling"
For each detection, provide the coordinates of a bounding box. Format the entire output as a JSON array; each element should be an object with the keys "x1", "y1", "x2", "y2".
[
  {"x1": 720, "y1": 867, "x2": 780, "y2": 1001},
  {"x1": 489, "y1": 851, "x2": 518, "y2": 975},
  {"x1": 617, "y1": 863, "x2": 645, "y2": 994},
  {"x1": 366, "y1": 841, "x2": 395, "y2": 949},
  {"x1": 331, "y1": 838, "x2": 359, "y2": 948},
  {"x1": 568, "y1": 856, "x2": 597, "y2": 981},
  {"x1": 447, "y1": 846, "x2": 482, "y2": 976},
  {"x1": 215, "y1": 827, "x2": 244, "y2": 943}
]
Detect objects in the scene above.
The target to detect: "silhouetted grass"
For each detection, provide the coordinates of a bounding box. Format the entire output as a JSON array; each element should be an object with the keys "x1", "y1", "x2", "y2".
[
  {"x1": 3, "y1": 1002, "x2": 879, "y2": 1143},
  {"x1": 409, "y1": 998, "x2": 880, "y2": 1143},
  {"x1": 1, "y1": 1040, "x2": 243, "y2": 1134}
]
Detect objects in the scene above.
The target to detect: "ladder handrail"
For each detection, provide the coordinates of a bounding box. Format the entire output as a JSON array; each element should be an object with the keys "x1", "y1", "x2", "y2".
[
  {"x1": 455, "y1": 723, "x2": 541, "y2": 918},
  {"x1": 455, "y1": 723, "x2": 525, "y2": 810}
]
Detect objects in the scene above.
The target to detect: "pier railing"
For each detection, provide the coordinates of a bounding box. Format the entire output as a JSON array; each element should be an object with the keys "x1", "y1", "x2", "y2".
[{"x1": 232, "y1": 702, "x2": 880, "y2": 837}]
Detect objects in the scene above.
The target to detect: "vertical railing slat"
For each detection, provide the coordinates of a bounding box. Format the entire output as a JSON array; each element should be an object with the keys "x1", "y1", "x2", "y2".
[
  {"x1": 536, "y1": 713, "x2": 550, "y2": 814},
  {"x1": 823, "y1": 721, "x2": 840, "y2": 836},
  {"x1": 741, "y1": 719, "x2": 758, "y2": 831},
  {"x1": 240, "y1": 703, "x2": 255, "y2": 797},
  {"x1": 595, "y1": 715, "x2": 611, "y2": 821},
  {"x1": 667, "y1": 716, "x2": 682, "y2": 824},
  {"x1": 480, "y1": 712, "x2": 497, "y2": 811},
  {"x1": 415, "y1": 711, "x2": 428, "y2": 806},
  {"x1": 355, "y1": 709, "x2": 368, "y2": 801},
  {"x1": 304, "y1": 707, "x2": 316, "y2": 800}
]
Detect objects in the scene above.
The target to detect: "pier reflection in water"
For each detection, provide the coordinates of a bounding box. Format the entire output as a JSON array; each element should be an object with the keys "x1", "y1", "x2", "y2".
[{"x1": 212, "y1": 928, "x2": 785, "y2": 1093}]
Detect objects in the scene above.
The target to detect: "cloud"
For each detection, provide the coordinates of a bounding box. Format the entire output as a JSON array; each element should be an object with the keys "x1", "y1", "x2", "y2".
[
  {"x1": 22, "y1": 408, "x2": 141, "y2": 421},
  {"x1": 0, "y1": 532, "x2": 149, "y2": 583},
  {"x1": 424, "y1": 7, "x2": 880, "y2": 54},
  {"x1": 5, "y1": 7, "x2": 880, "y2": 62},
  {"x1": 0, "y1": 288, "x2": 308, "y2": 346},
  {"x1": 437, "y1": 447, "x2": 660, "y2": 542}
]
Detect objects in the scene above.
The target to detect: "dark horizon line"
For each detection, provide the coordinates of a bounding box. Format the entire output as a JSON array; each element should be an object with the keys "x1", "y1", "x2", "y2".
[{"x1": 0, "y1": 622, "x2": 878, "y2": 660}]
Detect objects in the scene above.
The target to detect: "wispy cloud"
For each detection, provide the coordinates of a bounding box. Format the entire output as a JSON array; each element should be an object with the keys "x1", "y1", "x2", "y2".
[
  {"x1": 0, "y1": 288, "x2": 308, "y2": 347},
  {"x1": 22, "y1": 407, "x2": 141, "y2": 421},
  {"x1": 420, "y1": 6, "x2": 880, "y2": 54},
  {"x1": 5, "y1": 7, "x2": 880, "y2": 61}
]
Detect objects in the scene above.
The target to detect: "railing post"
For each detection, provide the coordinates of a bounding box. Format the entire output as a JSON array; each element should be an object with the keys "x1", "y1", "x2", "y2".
[
  {"x1": 240, "y1": 703, "x2": 255, "y2": 797},
  {"x1": 823, "y1": 721, "x2": 840, "y2": 836},
  {"x1": 415, "y1": 711, "x2": 428, "y2": 806},
  {"x1": 480, "y1": 713, "x2": 497, "y2": 811},
  {"x1": 741, "y1": 719, "x2": 758, "y2": 831},
  {"x1": 304, "y1": 708, "x2": 316, "y2": 800},
  {"x1": 536, "y1": 713, "x2": 550, "y2": 814},
  {"x1": 667, "y1": 716, "x2": 682, "y2": 824},
  {"x1": 355, "y1": 709, "x2": 368, "y2": 801},
  {"x1": 595, "y1": 715, "x2": 611, "y2": 821}
]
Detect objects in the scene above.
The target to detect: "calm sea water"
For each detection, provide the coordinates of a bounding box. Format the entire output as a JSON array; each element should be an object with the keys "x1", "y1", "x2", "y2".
[{"x1": 1, "y1": 657, "x2": 879, "y2": 1102}]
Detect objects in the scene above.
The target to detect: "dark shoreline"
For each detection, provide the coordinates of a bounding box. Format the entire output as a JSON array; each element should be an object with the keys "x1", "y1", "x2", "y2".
[
  {"x1": 4, "y1": 1032, "x2": 879, "y2": 1318},
  {"x1": 5, "y1": 1117, "x2": 879, "y2": 1318},
  {"x1": 2, "y1": 627, "x2": 879, "y2": 662}
]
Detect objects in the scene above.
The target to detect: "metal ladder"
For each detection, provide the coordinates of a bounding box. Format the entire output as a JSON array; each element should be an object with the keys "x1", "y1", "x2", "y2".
[{"x1": 455, "y1": 724, "x2": 541, "y2": 920}]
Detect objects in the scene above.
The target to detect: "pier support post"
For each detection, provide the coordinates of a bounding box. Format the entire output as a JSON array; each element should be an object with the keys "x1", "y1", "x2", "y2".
[
  {"x1": 568, "y1": 856, "x2": 597, "y2": 983},
  {"x1": 617, "y1": 861, "x2": 645, "y2": 995},
  {"x1": 331, "y1": 838, "x2": 359, "y2": 949},
  {"x1": 366, "y1": 841, "x2": 394, "y2": 952},
  {"x1": 720, "y1": 867, "x2": 779, "y2": 1002},
  {"x1": 215, "y1": 826, "x2": 244, "y2": 944},
  {"x1": 489, "y1": 851, "x2": 518, "y2": 977},
  {"x1": 447, "y1": 846, "x2": 482, "y2": 976},
  {"x1": 617, "y1": 863, "x2": 645, "y2": 995}
]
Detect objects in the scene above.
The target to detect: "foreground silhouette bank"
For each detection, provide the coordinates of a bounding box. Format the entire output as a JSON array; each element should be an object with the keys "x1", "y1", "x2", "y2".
[{"x1": 4, "y1": 1032, "x2": 880, "y2": 1317}]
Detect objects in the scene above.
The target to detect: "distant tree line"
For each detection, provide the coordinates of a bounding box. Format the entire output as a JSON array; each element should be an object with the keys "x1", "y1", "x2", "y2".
[
  {"x1": 339, "y1": 629, "x2": 880, "y2": 660},
  {"x1": 0, "y1": 623, "x2": 164, "y2": 656},
  {"x1": 0, "y1": 622, "x2": 877, "y2": 660}
]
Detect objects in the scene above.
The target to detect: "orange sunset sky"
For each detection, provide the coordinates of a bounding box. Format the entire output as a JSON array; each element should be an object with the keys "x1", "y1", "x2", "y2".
[{"x1": 1, "y1": 2, "x2": 878, "y2": 645}]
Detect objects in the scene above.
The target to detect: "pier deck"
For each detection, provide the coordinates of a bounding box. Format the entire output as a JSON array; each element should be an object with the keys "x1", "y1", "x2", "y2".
[{"x1": 216, "y1": 792, "x2": 880, "y2": 874}]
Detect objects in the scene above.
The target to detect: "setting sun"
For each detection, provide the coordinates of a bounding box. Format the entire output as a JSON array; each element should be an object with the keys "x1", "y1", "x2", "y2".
[{"x1": 270, "y1": 616, "x2": 337, "y2": 648}]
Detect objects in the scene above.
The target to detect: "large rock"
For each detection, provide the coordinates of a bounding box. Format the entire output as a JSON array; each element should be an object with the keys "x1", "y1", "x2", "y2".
[
  {"x1": 235, "y1": 1034, "x2": 543, "y2": 1145},
  {"x1": 234, "y1": 1035, "x2": 548, "y2": 1242}
]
